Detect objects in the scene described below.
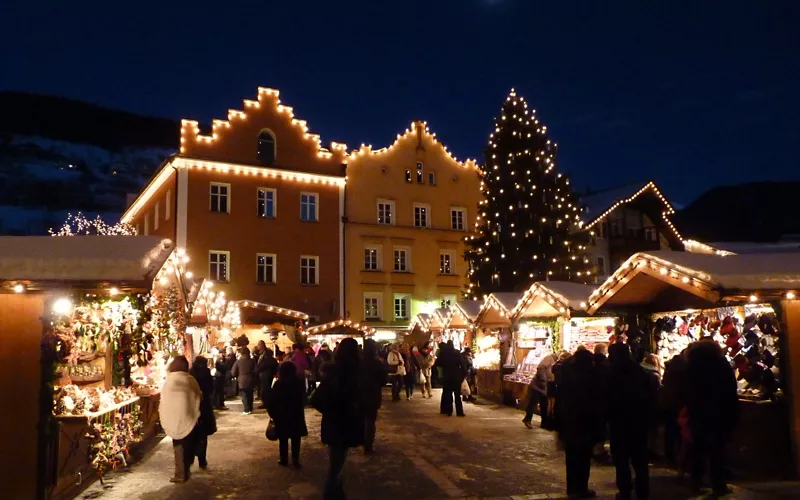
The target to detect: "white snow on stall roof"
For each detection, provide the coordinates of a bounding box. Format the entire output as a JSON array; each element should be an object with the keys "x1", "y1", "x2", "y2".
[
  {"x1": 491, "y1": 292, "x2": 525, "y2": 312},
  {"x1": 635, "y1": 250, "x2": 800, "y2": 291},
  {"x1": 0, "y1": 236, "x2": 174, "y2": 283},
  {"x1": 537, "y1": 281, "x2": 596, "y2": 310},
  {"x1": 455, "y1": 300, "x2": 482, "y2": 320}
]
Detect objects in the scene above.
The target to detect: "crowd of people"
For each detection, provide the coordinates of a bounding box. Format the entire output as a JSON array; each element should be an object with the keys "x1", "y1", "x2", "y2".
[
  {"x1": 159, "y1": 338, "x2": 476, "y2": 497},
  {"x1": 523, "y1": 338, "x2": 738, "y2": 499}
]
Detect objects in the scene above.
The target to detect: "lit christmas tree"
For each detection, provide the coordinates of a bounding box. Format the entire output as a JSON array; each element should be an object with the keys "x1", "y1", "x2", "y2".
[
  {"x1": 50, "y1": 212, "x2": 137, "y2": 236},
  {"x1": 464, "y1": 89, "x2": 591, "y2": 298}
]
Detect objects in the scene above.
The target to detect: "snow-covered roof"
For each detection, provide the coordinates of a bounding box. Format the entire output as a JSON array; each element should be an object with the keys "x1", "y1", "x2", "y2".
[
  {"x1": 513, "y1": 281, "x2": 596, "y2": 318},
  {"x1": 454, "y1": 300, "x2": 482, "y2": 320},
  {"x1": 0, "y1": 236, "x2": 173, "y2": 285},
  {"x1": 586, "y1": 250, "x2": 800, "y2": 314},
  {"x1": 491, "y1": 292, "x2": 525, "y2": 312}
]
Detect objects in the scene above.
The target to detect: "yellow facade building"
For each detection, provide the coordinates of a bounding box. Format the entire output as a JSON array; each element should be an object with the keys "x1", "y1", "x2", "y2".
[{"x1": 344, "y1": 121, "x2": 482, "y2": 334}]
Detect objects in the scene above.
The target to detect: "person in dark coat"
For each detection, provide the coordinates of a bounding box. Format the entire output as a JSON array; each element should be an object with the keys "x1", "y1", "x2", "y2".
[
  {"x1": 212, "y1": 351, "x2": 229, "y2": 410},
  {"x1": 314, "y1": 344, "x2": 333, "y2": 390},
  {"x1": 400, "y1": 344, "x2": 418, "y2": 400},
  {"x1": 461, "y1": 348, "x2": 477, "y2": 402},
  {"x1": 555, "y1": 348, "x2": 603, "y2": 499},
  {"x1": 361, "y1": 339, "x2": 388, "y2": 454},
  {"x1": 257, "y1": 346, "x2": 279, "y2": 408},
  {"x1": 231, "y1": 347, "x2": 256, "y2": 414},
  {"x1": 433, "y1": 341, "x2": 466, "y2": 417},
  {"x1": 310, "y1": 338, "x2": 363, "y2": 500},
  {"x1": 685, "y1": 340, "x2": 738, "y2": 495},
  {"x1": 607, "y1": 343, "x2": 658, "y2": 500},
  {"x1": 523, "y1": 353, "x2": 556, "y2": 429},
  {"x1": 189, "y1": 356, "x2": 216, "y2": 469},
  {"x1": 267, "y1": 361, "x2": 308, "y2": 467},
  {"x1": 659, "y1": 352, "x2": 688, "y2": 464}
]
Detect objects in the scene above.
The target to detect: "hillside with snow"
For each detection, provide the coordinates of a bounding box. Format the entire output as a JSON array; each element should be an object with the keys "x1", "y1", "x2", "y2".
[{"x1": 0, "y1": 92, "x2": 179, "y2": 234}]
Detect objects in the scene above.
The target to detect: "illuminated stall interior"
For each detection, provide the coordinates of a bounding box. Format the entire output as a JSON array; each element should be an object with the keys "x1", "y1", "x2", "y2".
[
  {"x1": 232, "y1": 300, "x2": 309, "y2": 354},
  {"x1": 305, "y1": 319, "x2": 377, "y2": 350},
  {"x1": 587, "y1": 250, "x2": 800, "y2": 478}
]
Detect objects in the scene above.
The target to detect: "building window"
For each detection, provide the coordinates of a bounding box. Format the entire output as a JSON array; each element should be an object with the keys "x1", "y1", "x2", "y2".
[
  {"x1": 364, "y1": 293, "x2": 382, "y2": 320},
  {"x1": 440, "y1": 295, "x2": 458, "y2": 308},
  {"x1": 258, "y1": 188, "x2": 277, "y2": 218},
  {"x1": 257, "y1": 129, "x2": 276, "y2": 164},
  {"x1": 300, "y1": 255, "x2": 318, "y2": 285},
  {"x1": 143, "y1": 213, "x2": 149, "y2": 235},
  {"x1": 394, "y1": 294, "x2": 410, "y2": 320},
  {"x1": 597, "y1": 256, "x2": 605, "y2": 275},
  {"x1": 165, "y1": 189, "x2": 171, "y2": 221},
  {"x1": 439, "y1": 252, "x2": 454, "y2": 275},
  {"x1": 393, "y1": 248, "x2": 409, "y2": 272},
  {"x1": 364, "y1": 247, "x2": 380, "y2": 271},
  {"x1": 210, "y1": 182, "x2": 230, "y2": 213},
  {"x1": 428, "y1": 172, "x2": 436, "y2": 185},
  {"x1": 414, "y1": 204, "x2": 430, "y2": 228},
  {"x1": 451, "y1": 207, "x2": 465, "y2": 231},
  {"x1": 610, "y1": 219, "x2": 622, "y2": 237},
  {"x1": 300, "y1": 192, "x2": 318, "y2": 221},
  {"x1": 154, "y1": 201, "x2": 160, "y2": 230},
  {"x1": 377, "y1": 199, "x2": 394, "y2": 225},
  {"x1": 257, "y1": 253, "x2": 276, "y2": 284},
  {"x1": 404, "y1": 169, "x2": 412, "y2": 183},
  {"x1": 209, "y1": 251, "x2": 230, "y2": 282},
  {"x1": 644, "y1": 227, "x2": 658, "y2": 241},
  {"x1": 416, "y1": 162, "x2": 424, "y2": 184}
]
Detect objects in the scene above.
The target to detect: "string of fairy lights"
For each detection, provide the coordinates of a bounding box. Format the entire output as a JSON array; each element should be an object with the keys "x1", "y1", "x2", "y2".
[{"x1": 464, "y1": 89, "x2": 591, "y2": 298}]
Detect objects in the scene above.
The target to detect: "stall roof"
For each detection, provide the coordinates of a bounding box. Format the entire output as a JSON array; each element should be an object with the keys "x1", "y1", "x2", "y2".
[
  {"x1": 234, "y1": 300, "x2": 309, "y2": 321},
  {"x1": 476, "y1": 292, "x2": 524, "y2": 326},
  {"x1": 513, "y1": 281, "x2": 596, "y2": 318},
  {"x1": 0, "y1": 236, "x2": 173, "y2": 286},
  {"x1": 306, "y1": 319, "x2": 375, "y2": 337},
  {"x1": 586, "y1": 250, "x2": 800, "y2": 314},
  {"x1": 455, "y1": 300, "x2": 482, "y2": 320},
  {"x1": 410, "y1": 313, "x2": 432, "y2": 331}
]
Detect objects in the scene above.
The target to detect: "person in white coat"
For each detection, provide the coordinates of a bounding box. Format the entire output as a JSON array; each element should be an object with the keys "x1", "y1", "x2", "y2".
[
  {"x1": 386, "y1": 345, "x2": 405, "y2": 402},
  {"x1": 160, "y1": 356, "x2": 202, "y2": 483}
]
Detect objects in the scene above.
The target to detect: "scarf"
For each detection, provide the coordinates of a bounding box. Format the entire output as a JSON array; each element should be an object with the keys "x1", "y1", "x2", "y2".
[{"x1": 159, "y1": 371, "x2": 202, "y2": 439}]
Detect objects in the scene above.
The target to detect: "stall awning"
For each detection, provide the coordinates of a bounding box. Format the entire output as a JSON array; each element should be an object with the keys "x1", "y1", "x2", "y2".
[
  {"x1": 306, "y1": 319, "x2": 375, "y2": 338},
  {"x1": 513, "y1": 281, "x2": 596, "y2": 319},
  {"x1": 427, "y1": 307, "x2": 450, "y2": 332},
  {"x1": 445, "y1": 300, "x2": 481, "y2": 329},
  {"x1": 476, "y1": 292, "x2": 524, "y2": 327},
  {"x1": 234, "y1": 300, "x2": 309, "y2": 324},
  {"x1": 410, "y1": 313, "x2": 432, "y2": 332},
  {"x1": 586, "y1": 251, "x2": 800, "y2": 314},
  {"x1": 0, "y1": 236, "x2": 174, "y2": 292}
]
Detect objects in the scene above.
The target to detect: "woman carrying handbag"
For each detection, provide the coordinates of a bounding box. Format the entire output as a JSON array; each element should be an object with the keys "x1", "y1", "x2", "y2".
[
  {"x1": 386, "y1": 345, "x2": 405, "y2": 402},
  {"x1": 266, "y1": 361, "x2": 308, "y2": 468}
]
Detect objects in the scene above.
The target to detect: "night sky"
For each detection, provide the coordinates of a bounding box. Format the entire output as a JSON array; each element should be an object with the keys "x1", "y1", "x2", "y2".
[{"x1": 2, "y1": 0, "x2": 798, "y2": 204}]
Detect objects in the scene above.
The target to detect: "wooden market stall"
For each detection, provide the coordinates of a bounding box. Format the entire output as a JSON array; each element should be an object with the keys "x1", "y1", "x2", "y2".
[
  {"x1": 448, "y1": 300, "x2": 482, "y2": 351},
  {"x1": 501, "y1": 281, "x2": 603, "y2": 408},
  {"x1": 0, "y1": 236, "x2": 175, "y2": 500},
  {"x1": 473, "y1": 292, "x2": 523, "y2": 404},
  {"x1": 305, "y1": 319, "x2": 377, "y2": 349},
  {"x1": 586, "y1": 250, "x2": 800, "y2": 479}
]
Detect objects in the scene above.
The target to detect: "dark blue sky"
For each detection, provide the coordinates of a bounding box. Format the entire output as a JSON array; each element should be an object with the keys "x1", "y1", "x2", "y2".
[{"x1": 2, "y1": 0, "x2": 798, "y2": 204}]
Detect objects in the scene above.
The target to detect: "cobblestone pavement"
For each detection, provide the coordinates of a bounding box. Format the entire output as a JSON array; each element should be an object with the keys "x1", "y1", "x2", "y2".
[{"x1": 81, "y1": 389, "x2": 796, "y2": 499}]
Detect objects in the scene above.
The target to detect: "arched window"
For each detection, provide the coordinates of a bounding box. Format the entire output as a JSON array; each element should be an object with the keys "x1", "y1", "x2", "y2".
[{"x1": 257, "y1": 129, "x2": 276, "y2": 164}]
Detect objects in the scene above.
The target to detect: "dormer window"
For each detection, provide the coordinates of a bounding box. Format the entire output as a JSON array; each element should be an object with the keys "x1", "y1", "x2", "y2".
[{"x1": 257, "y1": 129, "x2": 276, "y2": 164}]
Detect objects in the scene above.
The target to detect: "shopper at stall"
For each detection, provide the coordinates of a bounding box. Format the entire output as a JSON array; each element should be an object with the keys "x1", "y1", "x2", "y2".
[
  {"x1": 361, "y1": 338, "x2": 388, "y2": 454},
  {"x1": 555, "y1": 348, "x2": 603, "y2": 499},
  {"x1": 606, "y1": 343, "x2": 658, "y2": 500},
  {"x1": 434, "y1": 341, "x2": 466, "y2": 417},
  {"x1": 310, "y1": 337, "x2": 364, "y2": 500},
  {"x1": 462, "y1": 348, "x2": 477, "y2": 402},
  {"x1": 592, "y1": 343, "x2": 611, "y2": 462},
  {"x1": 160, "y1": 356, "x2": 202, "y2": 483},
  {"x1": 290, "y1": 344, "x2": 312, "y2": 394},
  {"x1": 684, "y1": 340, "x2": 738, "y2": 496},
  {"x1": 224, "y1": 346, "x2": 237, "y2": 398},
  {"x1": 267, "y1": 361, "x2": 308, "y2": 468},
  {"x1": 386, "y1": 344, "x2": 405, "y2": 402},
  {"x1": 231, "y1": 346, "x2": 256, "y2": 414},
  {"x1": 549, "y1": 351, "x2": 572, "y2": 430},
  {"x1": 415, "y1": 344, "x2": 435, "y2": 398},
  {"x1": 212, "y1": 350, "x2": 229, "y2": 410},
  {"x1": 189, "y1": 356, "x2": 216, "y2": 469},
  {"x1": 314, "y1": 344, "x2": 334, "y2": 391},
  {"x1": 257, "y1": 345, "x2": 279, "y2": 409},
  {"x1": 659, "y1": 351, "x2": 688, "y2": 465},
  {"x1": 401, "y1": 344, "x2": 418, "y2": 400},
  {"x1": 522, "y1": 352, "x2": 556, "y2": 430}
]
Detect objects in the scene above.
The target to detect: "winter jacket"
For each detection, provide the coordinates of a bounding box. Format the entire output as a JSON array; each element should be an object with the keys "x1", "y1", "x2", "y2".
[
  {"x1": 416, "y1": 352, "x2": 435, "y2": 376},
  {"x1": 190, "y1": 363, "x2": 217, "y2": 436},
  {"x1": 256, "y1": 352, "x2": 279, "y2": 387},
  {"x1": 361, "y1": 355, "x2": 389, "y2": 413},
  {"x1": 314, "y1": 348, "x2": 333, "y2": 380},
  {"x1": 231, "y1": 356, "x2": 256, "y2": 389},
  {"x1": 685, "y1": 341, "x2": 739, "y2": 439},
  {"x1": 311, "y1": 364, "x2": 365, "y2": 448},
  {"x1": 433, "y1": 345, "x2": 466, "y2": 384},
  {"x1": 387, "y1": 351, "x2": 404, "y2": 376},
  {"x1": 555, "y1": 350, "x2": 604, "y2": 447},
  {"x1": 160, "y1": 371, "x2": 201, "y2": 440},
  {"x1": 531, "y1": 354, "x2": 556, "y2": 395},
  {"x1": 213, "y1": 357, "x2": 228, "y2": 379},
  {"x1": 267, "y1": 376, "x2": 308, "y2": 439},
  {"x1": 291, "y1": 350, "x2": 311, "y2": 374},
  {"x1": 606, "y1": 346, "x2": 659, "y2": 440},
  {"x1": 659, "y1": 354, "x2": 687, "y2": 412}
]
